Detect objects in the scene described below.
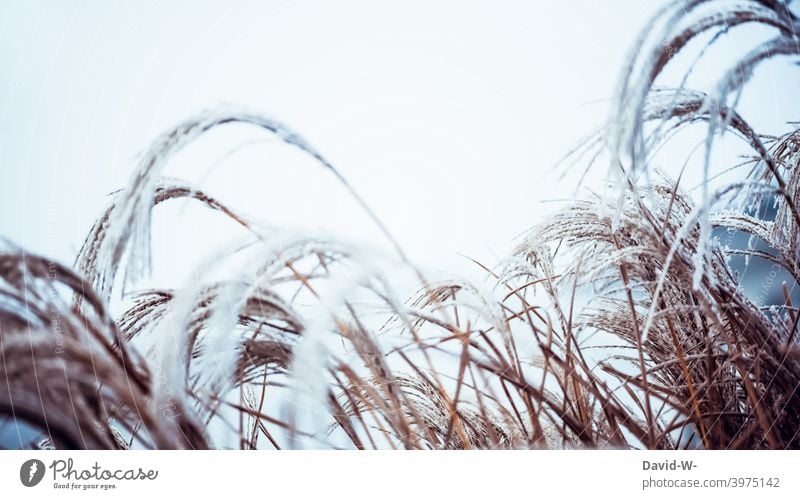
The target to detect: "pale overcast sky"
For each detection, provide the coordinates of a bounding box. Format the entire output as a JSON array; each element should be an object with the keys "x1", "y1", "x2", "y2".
[{"x1": 1, "y1": 1, "x2": 795, "y2": 285}]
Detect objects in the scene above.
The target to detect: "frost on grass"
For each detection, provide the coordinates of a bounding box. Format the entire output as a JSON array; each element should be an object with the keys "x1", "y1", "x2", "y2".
[{"x1": 2, "y1": 0, "x2": 800, "y2": 449}]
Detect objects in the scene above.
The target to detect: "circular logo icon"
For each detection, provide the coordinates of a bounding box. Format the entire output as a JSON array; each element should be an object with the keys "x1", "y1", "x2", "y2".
[{"x1": 20, "y1": 459, "x2": 45, "y2": 487}]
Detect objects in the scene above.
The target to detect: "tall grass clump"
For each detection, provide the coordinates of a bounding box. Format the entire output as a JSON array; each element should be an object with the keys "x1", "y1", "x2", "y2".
[{"x1": 1, "y1": 0, "x2": 799, "y2": 449}]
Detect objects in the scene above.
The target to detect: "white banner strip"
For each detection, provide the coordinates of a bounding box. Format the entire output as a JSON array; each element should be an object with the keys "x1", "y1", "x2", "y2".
[{"x1": 0, "y1": 450, "x2": 797, "y2": 498}]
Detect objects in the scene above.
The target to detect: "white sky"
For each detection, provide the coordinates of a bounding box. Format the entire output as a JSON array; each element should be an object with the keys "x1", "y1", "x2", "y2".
[
  {"x1": 2, "y1": 0, "x2": 795, "y2": 286},
  {"x1": 0, "y1": 1, "x2": 659, "y2": 278}
]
